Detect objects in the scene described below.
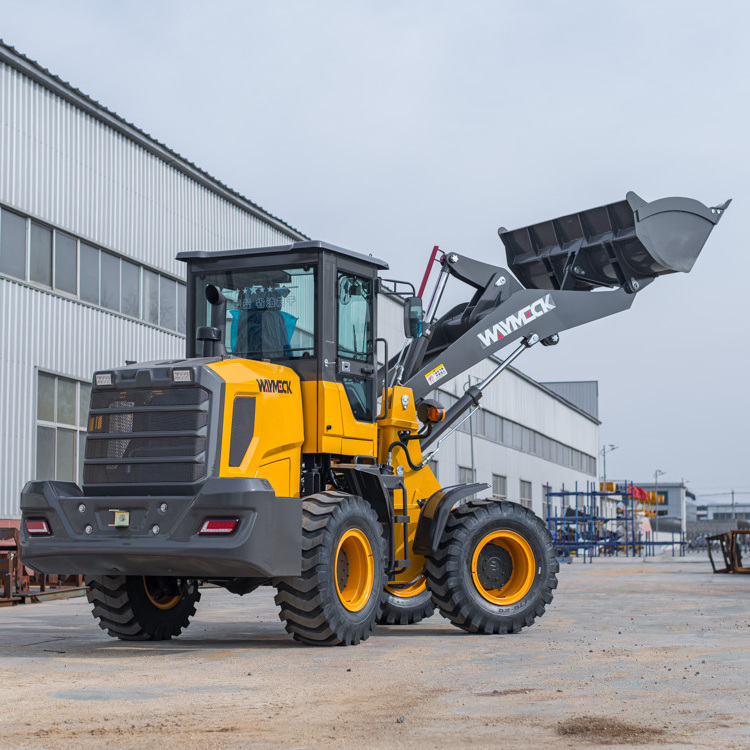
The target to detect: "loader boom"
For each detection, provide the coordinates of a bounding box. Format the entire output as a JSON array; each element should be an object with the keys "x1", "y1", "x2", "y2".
[{"x1": 393, "y1": 191, "x2": 728, "y2": 447}]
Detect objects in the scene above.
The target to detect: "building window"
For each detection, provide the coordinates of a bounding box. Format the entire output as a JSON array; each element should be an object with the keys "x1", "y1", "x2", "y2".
[
  {"x1": 36, "y1": 372, "x2": 90, "y2": 485},
  {"x1": 100, "y1": 251, "x2": 121, "y2": 311},
  {"x1": 160, "y1": 275, "x2": 177, "y2": 330},
  {"x1": 0, "y1": 207, "x2": 27, "y2": 279},
  {"x1": 54, "y1": 231, "x2": 77, "y2": 294},
  {"x1": 492, "y1": 474, "x2": 507, "y2": 499},
  {"x1": 121, "y1": 259, "x2": 140, "y2": 317},
  {"x1": 143, "y1": 269, "x2": 160, "y2": 325},
  {"x1": 458, "y1": 466, "x2": 474, "y2": 484},
  {"x1": 428, "y1": 459, "x2": 439, "y2": 479},
  {"x1": 0, "y1": 203, "x2": 187, "y2": 334},
  {"x1": 80, "y1": 243, "x2": 100, "y2": 304},
  {"x1": 30, "y1": 222, "x2": 53, "y2": 286},
  {"x1": 520, "y1": 480, "x2": 532, "y2": 510},
  {"x1": 177, "y1": 283, "x2": 187, "y2": 334}
]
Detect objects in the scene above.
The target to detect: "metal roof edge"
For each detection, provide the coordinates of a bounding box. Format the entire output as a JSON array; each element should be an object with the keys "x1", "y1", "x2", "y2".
[
  {"x1": 177, "y1": 241, "x2": 389, "y2": 269},
  {"x1": 0, "y1": 39, "x2": 308, "y2": 242}
]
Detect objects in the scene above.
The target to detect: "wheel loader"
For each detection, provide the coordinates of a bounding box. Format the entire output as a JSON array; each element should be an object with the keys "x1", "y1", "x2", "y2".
[{"x1": 20, "y1": 192, "x2": 728, "y2": 645}]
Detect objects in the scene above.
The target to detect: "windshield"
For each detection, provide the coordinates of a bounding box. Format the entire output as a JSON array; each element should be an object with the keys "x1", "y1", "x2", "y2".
[{"x1": 194, "y1": 265, "x2": 315, "y2": 359}]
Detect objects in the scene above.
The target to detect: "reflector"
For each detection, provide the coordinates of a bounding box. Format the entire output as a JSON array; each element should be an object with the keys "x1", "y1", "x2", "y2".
[
  {"x1": 26, "y1": 519, "x2": 51, "y2": 535},
  {"x1": 198, "y1": 518, "x2": 239, "y2": 535}
]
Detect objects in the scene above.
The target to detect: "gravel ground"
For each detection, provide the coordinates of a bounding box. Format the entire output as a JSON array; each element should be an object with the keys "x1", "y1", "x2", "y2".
[{"x1": 1, "y1": 554, "x2": 749, "y2": 749}]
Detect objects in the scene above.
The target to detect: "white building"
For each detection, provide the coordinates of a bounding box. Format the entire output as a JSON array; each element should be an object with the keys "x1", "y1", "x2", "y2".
[
  {"x1": 636, "y1": 481, "x2": 694, "y2": 534},
  {"x1": 0, "y1": 41, "x2": 598, "y2": 524}
]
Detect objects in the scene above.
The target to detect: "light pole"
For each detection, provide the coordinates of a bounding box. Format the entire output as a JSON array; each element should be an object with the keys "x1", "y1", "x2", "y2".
[
  {"x1": 600, "y1": 444, "x2": 618, "y2": 487},
  {"x1": 654, "y1": 469, "x2": 666, "y2": 536}
]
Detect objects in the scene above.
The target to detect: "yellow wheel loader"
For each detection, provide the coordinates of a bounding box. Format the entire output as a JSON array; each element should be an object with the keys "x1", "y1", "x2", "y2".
[{"x1": 20, "y1": 192, "x2": 728, "y2": 645}]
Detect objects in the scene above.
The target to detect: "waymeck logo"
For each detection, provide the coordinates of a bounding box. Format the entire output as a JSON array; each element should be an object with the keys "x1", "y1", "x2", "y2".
[
  {"x1": 476, "y1": 295, "x2": 556, "y2": 348},
  {"x1": 256, "y1": 378, "x2": 293, "y2": 394}
]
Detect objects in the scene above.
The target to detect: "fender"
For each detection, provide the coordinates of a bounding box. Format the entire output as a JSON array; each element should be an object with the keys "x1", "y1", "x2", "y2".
[{"x1": 413, "y1": 483, "x2": 489, "y2": 555}]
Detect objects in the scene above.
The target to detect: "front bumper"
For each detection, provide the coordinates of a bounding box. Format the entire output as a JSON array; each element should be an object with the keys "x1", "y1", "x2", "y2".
[{"x1": 20, "y1": 477, "x2": 302, "y2": 578}]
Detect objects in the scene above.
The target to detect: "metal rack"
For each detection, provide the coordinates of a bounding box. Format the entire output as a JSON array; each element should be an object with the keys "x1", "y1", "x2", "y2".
[{"x1": 544, "y1": 481, "x2": 686, "y2": 561}]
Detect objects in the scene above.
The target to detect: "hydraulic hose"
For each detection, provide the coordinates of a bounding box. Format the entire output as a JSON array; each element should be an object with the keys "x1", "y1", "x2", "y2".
[{"x1": 386, "y1": 440, "x2": 426, "y2": 472}]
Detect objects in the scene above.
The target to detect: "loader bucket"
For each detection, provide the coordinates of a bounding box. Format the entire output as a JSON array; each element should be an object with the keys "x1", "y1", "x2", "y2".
[{"x1": 498, "y1": 192, "x2": 730, "y2": 292}]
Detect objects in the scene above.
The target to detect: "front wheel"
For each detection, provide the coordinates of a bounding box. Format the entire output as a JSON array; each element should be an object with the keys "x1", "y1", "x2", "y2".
[
  {"x1": 275, "y1": 492, "x2": 386, "y2": 646},
  {"x1": 424, "y1": 500, "x2": 558, "y2": 634},
  {"x1": 86, "y1": 575, "x2": 201, "y2": 640}
]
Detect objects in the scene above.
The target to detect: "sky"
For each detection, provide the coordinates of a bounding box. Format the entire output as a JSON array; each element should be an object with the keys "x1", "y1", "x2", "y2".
[{"x1": 1, "y1": 0, "x2": 748, "y2": 502}]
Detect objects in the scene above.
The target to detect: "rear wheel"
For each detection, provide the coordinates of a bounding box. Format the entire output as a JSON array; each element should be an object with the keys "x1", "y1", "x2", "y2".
[
  {"x1": 377, "y1": 577, "x2": 435, "y2": 625},
  {"x1": 275, "y1": 492, "x2": 385, "y2": 646},
  {"x1": 425, "y1": 500, "x2": 558, "y2": 634},
  {"x1": 86, "y1": 575, "x2": 200, "y2": 640}
]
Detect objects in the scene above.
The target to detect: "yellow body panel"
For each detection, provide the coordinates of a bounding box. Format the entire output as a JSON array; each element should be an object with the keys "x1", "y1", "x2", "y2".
[
  {"x1": 301, "y1": 380, "x2": 377, "y2": 457},
  {"x1": 206, "y1": 362, "x2": 430, "y2": 584},
  {"x1": 377, "y1": 386, "x2": 441, "y2": 586},
  {"x1": 257, "y1": 458, "x2": 292, "y2": 497},
  {"x1": 207, "y1": 359, "x2": 304, "y2": 497}
]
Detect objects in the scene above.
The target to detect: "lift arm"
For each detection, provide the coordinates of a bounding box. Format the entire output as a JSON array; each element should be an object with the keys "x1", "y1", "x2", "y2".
[
  {"x1": 406, "y1": 279, "x2": 648, "y2": 402},
  {"x1": 395, "y1": 191, "x2": 729, "y2": 450}
]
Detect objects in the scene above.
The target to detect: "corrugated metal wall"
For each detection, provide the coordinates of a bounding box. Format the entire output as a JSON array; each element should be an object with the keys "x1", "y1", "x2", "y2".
[
  {"x1": 0, "y1": 51, "x2": 305, "y2": 518},
  {"x1": 0, "y1": 60, "x2": 298, "y2": 279}
]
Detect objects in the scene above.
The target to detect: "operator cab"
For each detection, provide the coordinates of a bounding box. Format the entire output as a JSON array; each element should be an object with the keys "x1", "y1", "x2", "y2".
[{"x1": 177, "y1": 241, "x2": 389, "y2": 423}]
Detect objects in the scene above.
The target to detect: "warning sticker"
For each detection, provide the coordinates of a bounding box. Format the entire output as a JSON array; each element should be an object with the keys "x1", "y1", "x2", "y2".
[{"x1": 425, "y1": 363, "x2": 448, "y2": 386}]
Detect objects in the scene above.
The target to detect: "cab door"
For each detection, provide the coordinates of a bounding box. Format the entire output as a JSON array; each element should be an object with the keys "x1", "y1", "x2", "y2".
[{"x1": 336, "y1": 270, "x2": 376, "y2": 422}]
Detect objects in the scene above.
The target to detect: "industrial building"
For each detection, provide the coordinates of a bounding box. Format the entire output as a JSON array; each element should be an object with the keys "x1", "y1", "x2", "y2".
[
  {"x1": 637, "y1": 481, "x2": 696, "y2": 533},
  {"x1": 698, "y1": 502, "x2": 750, "y2": 521},
  {"x1": 0, "y1": 40, "x2": 598, "y2": 524}
]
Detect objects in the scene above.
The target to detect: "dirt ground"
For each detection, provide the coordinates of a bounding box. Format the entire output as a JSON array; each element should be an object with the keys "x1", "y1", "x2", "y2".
[{"x1": 2, "y1": 554, "x2": 749, "y2": 749}]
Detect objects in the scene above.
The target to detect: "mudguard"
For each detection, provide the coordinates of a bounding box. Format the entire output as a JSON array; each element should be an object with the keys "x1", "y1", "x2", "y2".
[{"x1": 413, "y1": 482, "x2": 489, "y2": 555}]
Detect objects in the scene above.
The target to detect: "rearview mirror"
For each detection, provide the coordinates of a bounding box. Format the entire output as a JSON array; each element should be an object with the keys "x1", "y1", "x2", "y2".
[{"x1": 404, "y1": 297, "x2": 424, "y2": 339}]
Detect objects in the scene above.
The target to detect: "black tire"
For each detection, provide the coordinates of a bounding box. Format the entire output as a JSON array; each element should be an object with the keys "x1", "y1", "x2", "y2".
[
  {"x1": 376, "y1": 584, "x2": 435, "y2": 625},
  {"x1": 85, "y1": 575, "x2": 200, "y2": 641},
  {"x1": 424, "y1": 500, "x2": 558, "y2": 634},
  {"x1": 275, "y1": 492, "x2": 386, "y2": 646}
]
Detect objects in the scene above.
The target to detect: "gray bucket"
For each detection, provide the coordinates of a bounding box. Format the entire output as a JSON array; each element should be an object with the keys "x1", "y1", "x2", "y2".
[{"x1": 499, "y1": 192, "x2": 730, "y2": 292}]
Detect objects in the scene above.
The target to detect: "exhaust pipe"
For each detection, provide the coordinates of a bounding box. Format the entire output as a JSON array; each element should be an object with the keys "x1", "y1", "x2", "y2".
[
  {"x1": 499, "y1": 192, "x2": 730, "y2": 292},
  {"x1": 197, "y1": 284, "x2": 227, "y2": 357}
]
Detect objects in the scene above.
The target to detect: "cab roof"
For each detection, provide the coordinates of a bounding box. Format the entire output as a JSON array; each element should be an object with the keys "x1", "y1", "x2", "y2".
[{"x1": 177, "y1": 240, "x2": 389, "y2": 270}]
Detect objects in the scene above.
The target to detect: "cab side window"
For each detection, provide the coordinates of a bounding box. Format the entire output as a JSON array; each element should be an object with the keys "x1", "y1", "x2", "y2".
[
  {"x1": 337, "y1": 273, "x2": 374, "y2": 421},
  {"x1": 337, "y1": 273, "x2": 373, "y2": 362}
]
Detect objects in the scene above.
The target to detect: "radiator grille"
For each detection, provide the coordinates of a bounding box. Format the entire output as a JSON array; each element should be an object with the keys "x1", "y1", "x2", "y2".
[{"x1": 84, "y1": 385, "x2": 211, "y2": 490}]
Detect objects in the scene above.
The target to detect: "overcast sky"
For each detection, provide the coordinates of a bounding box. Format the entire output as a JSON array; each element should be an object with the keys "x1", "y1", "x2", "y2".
[{"x1": 2, "y1": 0, "x2": 748, "y2": 502}]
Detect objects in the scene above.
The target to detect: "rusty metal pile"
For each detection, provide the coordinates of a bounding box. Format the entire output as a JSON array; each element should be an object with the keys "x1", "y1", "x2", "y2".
[
  {"x1": 707, "y1": 529, "x2": 750, "y2": 574},
  {"x1": 0, "y1": 527, "x2": 86, "y2": 606}
]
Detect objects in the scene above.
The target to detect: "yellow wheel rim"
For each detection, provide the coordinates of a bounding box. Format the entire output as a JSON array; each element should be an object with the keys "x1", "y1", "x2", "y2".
[
  {"x1": 385, "y1": 577, "x2": 427, "y2": 598},
  {"x1": 335, "y1": 528, "x2": 375, "y2": 612},
  {"x1": 143, "y1": 577, "x2": 182, "y2": 611},
  {"x1": 471, "y1": 530, "x2": 535, "y2": 605}
]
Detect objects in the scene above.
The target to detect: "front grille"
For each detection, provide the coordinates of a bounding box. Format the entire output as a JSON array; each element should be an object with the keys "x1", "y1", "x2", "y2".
[
  {"x1": 84, "y1": 463, "x2": 206, "y2": 485},
  {"x1": 84, "y1": 384, "x2": 211, "y2": 490}
]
